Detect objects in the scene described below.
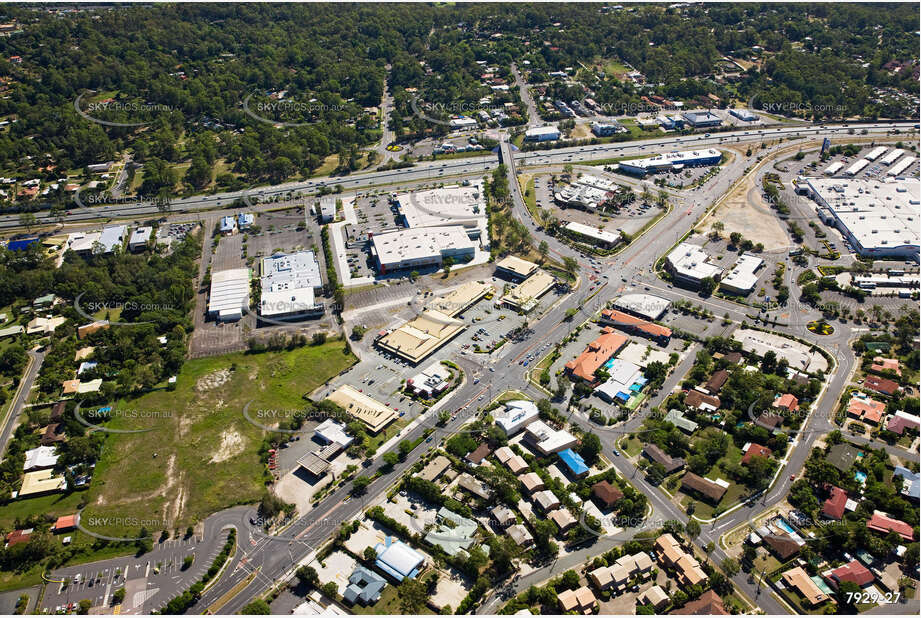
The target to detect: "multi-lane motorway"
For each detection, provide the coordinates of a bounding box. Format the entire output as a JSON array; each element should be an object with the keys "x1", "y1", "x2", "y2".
[
  {"x1": 0, "y1": 121, "x2": 913, "y2": 231},
  {"x1": 30, "y1": 120, "x2": 919, "y2": 615}
]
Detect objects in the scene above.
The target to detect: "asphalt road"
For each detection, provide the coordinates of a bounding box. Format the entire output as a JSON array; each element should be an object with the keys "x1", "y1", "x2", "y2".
[
  {"x1": 0, "y1": 349, "x2": 45, "y2": 459},
  {"x1": 1, "y1": 122, "x2": 913, "y2": 231}
]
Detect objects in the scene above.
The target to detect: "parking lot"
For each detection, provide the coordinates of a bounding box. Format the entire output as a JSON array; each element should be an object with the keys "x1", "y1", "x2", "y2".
[{"x1": 39, "y1": 533, "x2": 220, "y2": 615}]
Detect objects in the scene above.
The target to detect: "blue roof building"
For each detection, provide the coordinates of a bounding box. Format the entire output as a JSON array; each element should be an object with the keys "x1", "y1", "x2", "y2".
[
  {"x1": 219, "y1": 216, "x2": 236, "y2": 234},
  {"x1": 342, "y1": 566, "x2": 387, "y2": 605},
  {"x1": 237, "y1": 213, "x2": 255, "y2": 229},
  {"x1": 894, "y1": 466, "x2": 919, "y2": 500},
  {"x1": 374, "y1": 537, "x2": 424, "y2": 581},
  {"x1": 558, "y1": 448, "x2": 589, "y2": 478}
]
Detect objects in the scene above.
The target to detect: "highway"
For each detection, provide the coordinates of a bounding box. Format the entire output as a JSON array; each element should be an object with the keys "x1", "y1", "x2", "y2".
[
  {"x1": 32, "y1": 121, "x2": 919, "y2": 615},
  {"x1": 0, "y1": 121, "x2": 914, "y2": 231}
]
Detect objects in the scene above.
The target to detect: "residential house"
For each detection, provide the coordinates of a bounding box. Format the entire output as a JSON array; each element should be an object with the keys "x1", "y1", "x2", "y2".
[
  {"x1": 705, "y1": 370, "x2": 729, "y2": 395},
  {"x1": 491, "y1": 505, "x2": 517, "y2": 528},
  {"x1": 847, "y1": 396, "x2": 885, "y2": 425},
  {"x1": 867, "y1": 511, "x2": 914, "y2": 541},
  {"x1": 781, "y1": 566, "x2": 829, "y2": 607},
  {"x1": 685, "y1": 390, "x2": 720, "y2": 412},
  {"x1": 740, "y1": 443, "x2": 772, "y2": 465},
  {"x1": 644, "y1": 444, "x2": 685, "y2": 474},
  {"x1": 591, "y1": 480, "x2": 624, "y2": 510},
  {"x1": 681, "y1": 472, "x2": 727, "y2": 503},
  {"x1": 639, "y1": 585, "x2": 670, "y2": 611},
  {"x1": 764, "y1": 533, "x2": 802, "y2": 561},
  {"x1": 870, "y1": 357, "x2": 901, "y2": 377},
  {"x1": 865, "y1": 375, "x2": 899, "y2": 397},
  {"x1": 821, "y1": 486, "x2": 849, "y2": 520},
  {"x1": 548, "y1": 508, "x2": 576, "y2": 533},
  {"x1": 558, "y1": 586, "x2": 597, "y2": 615},
  {"x1": 466, "y1": 444, "x2": 492, "y2": 465},
  {"x1": 518, "y1": 472, "x2": 545, "y2": 494},
  {"x1": 508, "y1": 524, "x2": 534, "y2": 548},
  {"x1": 825, "y1": 560, "x2": 874, "y2": 589},
  {"x1": 670, "y1": 590, "x2": 728, "y2": 615},
  {"x1": 533, "y1": 489, "x2": 561, "y2": 512},
  {"x1": 52, "y1": 515, "x2": 77, "y2": 534}
]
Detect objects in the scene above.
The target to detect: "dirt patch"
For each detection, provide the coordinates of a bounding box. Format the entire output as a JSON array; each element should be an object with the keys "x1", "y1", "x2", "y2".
[
  {"x1": 195, "y1": 368, "x2": 232, "y2": 392},
  {"x1": 210, "y1": 429, "x2": 246, "y2": 463},
  {"x1": 708, "y1": 173, "x2": 791, "y2": 251}
]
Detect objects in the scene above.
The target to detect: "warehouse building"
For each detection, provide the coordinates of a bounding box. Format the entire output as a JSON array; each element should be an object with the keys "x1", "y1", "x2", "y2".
[
  {"x1": 259, "y1": 251, "x2": 325, "y2": 320},
  {"x1": 617, "y1": 148, "x2": 721, "y2": 177},
  {"x1": 371, "y1": 226, "x2": 476, "y2": 273},
  {"x1": 394, "y1": 183, "x2": 487, "y2": 239},
  {"x1": 524, "y1": 126, "x2": 560, "y2": 142},
  {"x1": 864, "y1": 146, "x2": 888, "y2": 162},
  {"x1": 495, "y1": 255, "x2": 538, "y2": 281},
  {"x1": 318, "y1": 196, "x2": 337, "y2": 223},
  {"x1": 665, "y1": 242, "x2": 722, "y2": 287},
  {"x1": 564, "y1": 221, "x2": 621, "y2": 248},
  {"x1": 326, "y1": 385, "x2": 397, "y2": 434},
  {"x1": 682, "y1": 111, "x2": 722, "y2": 127},
  {"x1": 449, "y1": 116, "x2": 478, "y2": 130},
  {"x1": 612, "y1": 293, "x2": 671, "y2": 321},
  {"x1": 798, "y1": 177, "x2": 920, "y2": 259},
  {"x1": 208, "y1": 268, "x2": 250, "y2": 322},
  {"x1": 719, "y1": 253, "x2": 764, "y2": 295},
  {"x1": 501, "y1": 270, "x2": 556, "y2": 313},
  {"x1": 591, "y1": 121, "x2": 626, "y2": 136},
  {"x1": 888, "y1": 156, "x2": 916, "y2": 177},
  {"x1": 823, "y1": 161, "x2": 844, "y2": 176},
  {"x1": 880, "y1": 149, "x2": 905, "y2": 166},
  {"x1": 376, "y1": 309, "x2": 466, "y2": 364},
  {"x1": 128, "y1": 226, "x2": 152, "y2": 252},
  {"x1": 426, "y1": 281, "x2": 493, "y2": 317},
  {"x1": 845, "y1": 159, "x2": 869, "y2": 176},
  {"x1": 729, "y1": 109, "x2": 759, "y2": 122},
  {"x1": 98, "y1": 226, "x2": 126, "y2": 253}
]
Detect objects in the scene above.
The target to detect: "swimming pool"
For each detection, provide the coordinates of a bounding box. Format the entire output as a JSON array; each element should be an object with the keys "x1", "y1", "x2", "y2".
[
  {"x1": 855, "y1": 470, "x2": 868, "y2": 483},
  {"x1": 776, "y1": 517, "x2": 796, "y2": 535}
]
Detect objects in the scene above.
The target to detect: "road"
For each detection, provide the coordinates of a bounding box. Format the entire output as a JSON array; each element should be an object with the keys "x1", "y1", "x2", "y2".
[
  {"x1": 0, "y1": 349, "x2": 45, "y2": 459},
  {"x1": 1, "y1": 122, "x2": 913, "y2": 231},
  {"x1": 24, "y1": 121, "x2": 918, "y2": 615}
]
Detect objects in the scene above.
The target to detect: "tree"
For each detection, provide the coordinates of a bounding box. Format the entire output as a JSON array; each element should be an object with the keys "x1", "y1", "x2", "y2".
[
  {"x1": 351, "y1": 325, "x2": 367, "y2": 340},
  {"x1": 78, "y1": 600, "x2": 92, "y2": 615},
  {"x1": 351, "y1": 475, "x2": 371, "y2": 495},
  {"x1": 182, "y1": 555, "x2": 194, "y2": 570},
  {"x1": 296, "y1": 565, "x2": 318, "y2": 587},
  {"x1": 363, "y1": 546, "x2": 378, "y2": 563},
  {"x1": 382, "y1": 451, "x2": 399, "y2": 468},
  {"x1": 112, "y1": 588, "x2": 126, "y2": 604},
  {"x1": 721, "y1": 557, "x2": 740, "y2": 577},
  {"x1": 562, "y1": 256, "x2": 578, "y2": 277},
  {"x1": 241, "y1": 600, "x2": 271, "y2": 614},
  {"x1": 538, "y1": 240, "x2": 549, "y2": 261},
  {"x1": 442, "y1": 256, "x2": 454, "y2": 274},
  {"x1": 698, "y1": 276, "x2": 717, "y2": 297},
  {"x1": 578, "y1": 432, "x2": 602, "y2": 466},
  {"x1": 729, "y1": 231, "x2": 742, "y2": 246},
  {"x1": 398, "y1": 578, "x2": 428, "y2": 614},
  {"x1": 685, "y1": 519, "x2": 701, "y2": 538}
]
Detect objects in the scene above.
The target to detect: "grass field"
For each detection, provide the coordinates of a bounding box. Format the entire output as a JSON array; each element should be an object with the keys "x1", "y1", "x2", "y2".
[{"x1": 78, "y1": 341, "x2": 356, "y2": 538}]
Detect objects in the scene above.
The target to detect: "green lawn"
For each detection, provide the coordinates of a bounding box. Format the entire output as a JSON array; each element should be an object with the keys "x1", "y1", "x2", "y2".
[
  {"x1": 349, "y1": 574, "x2": 436, "y2": 615},
  {"x1": 77, "y1": 341, "x2": 356, "y2": 538}
]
